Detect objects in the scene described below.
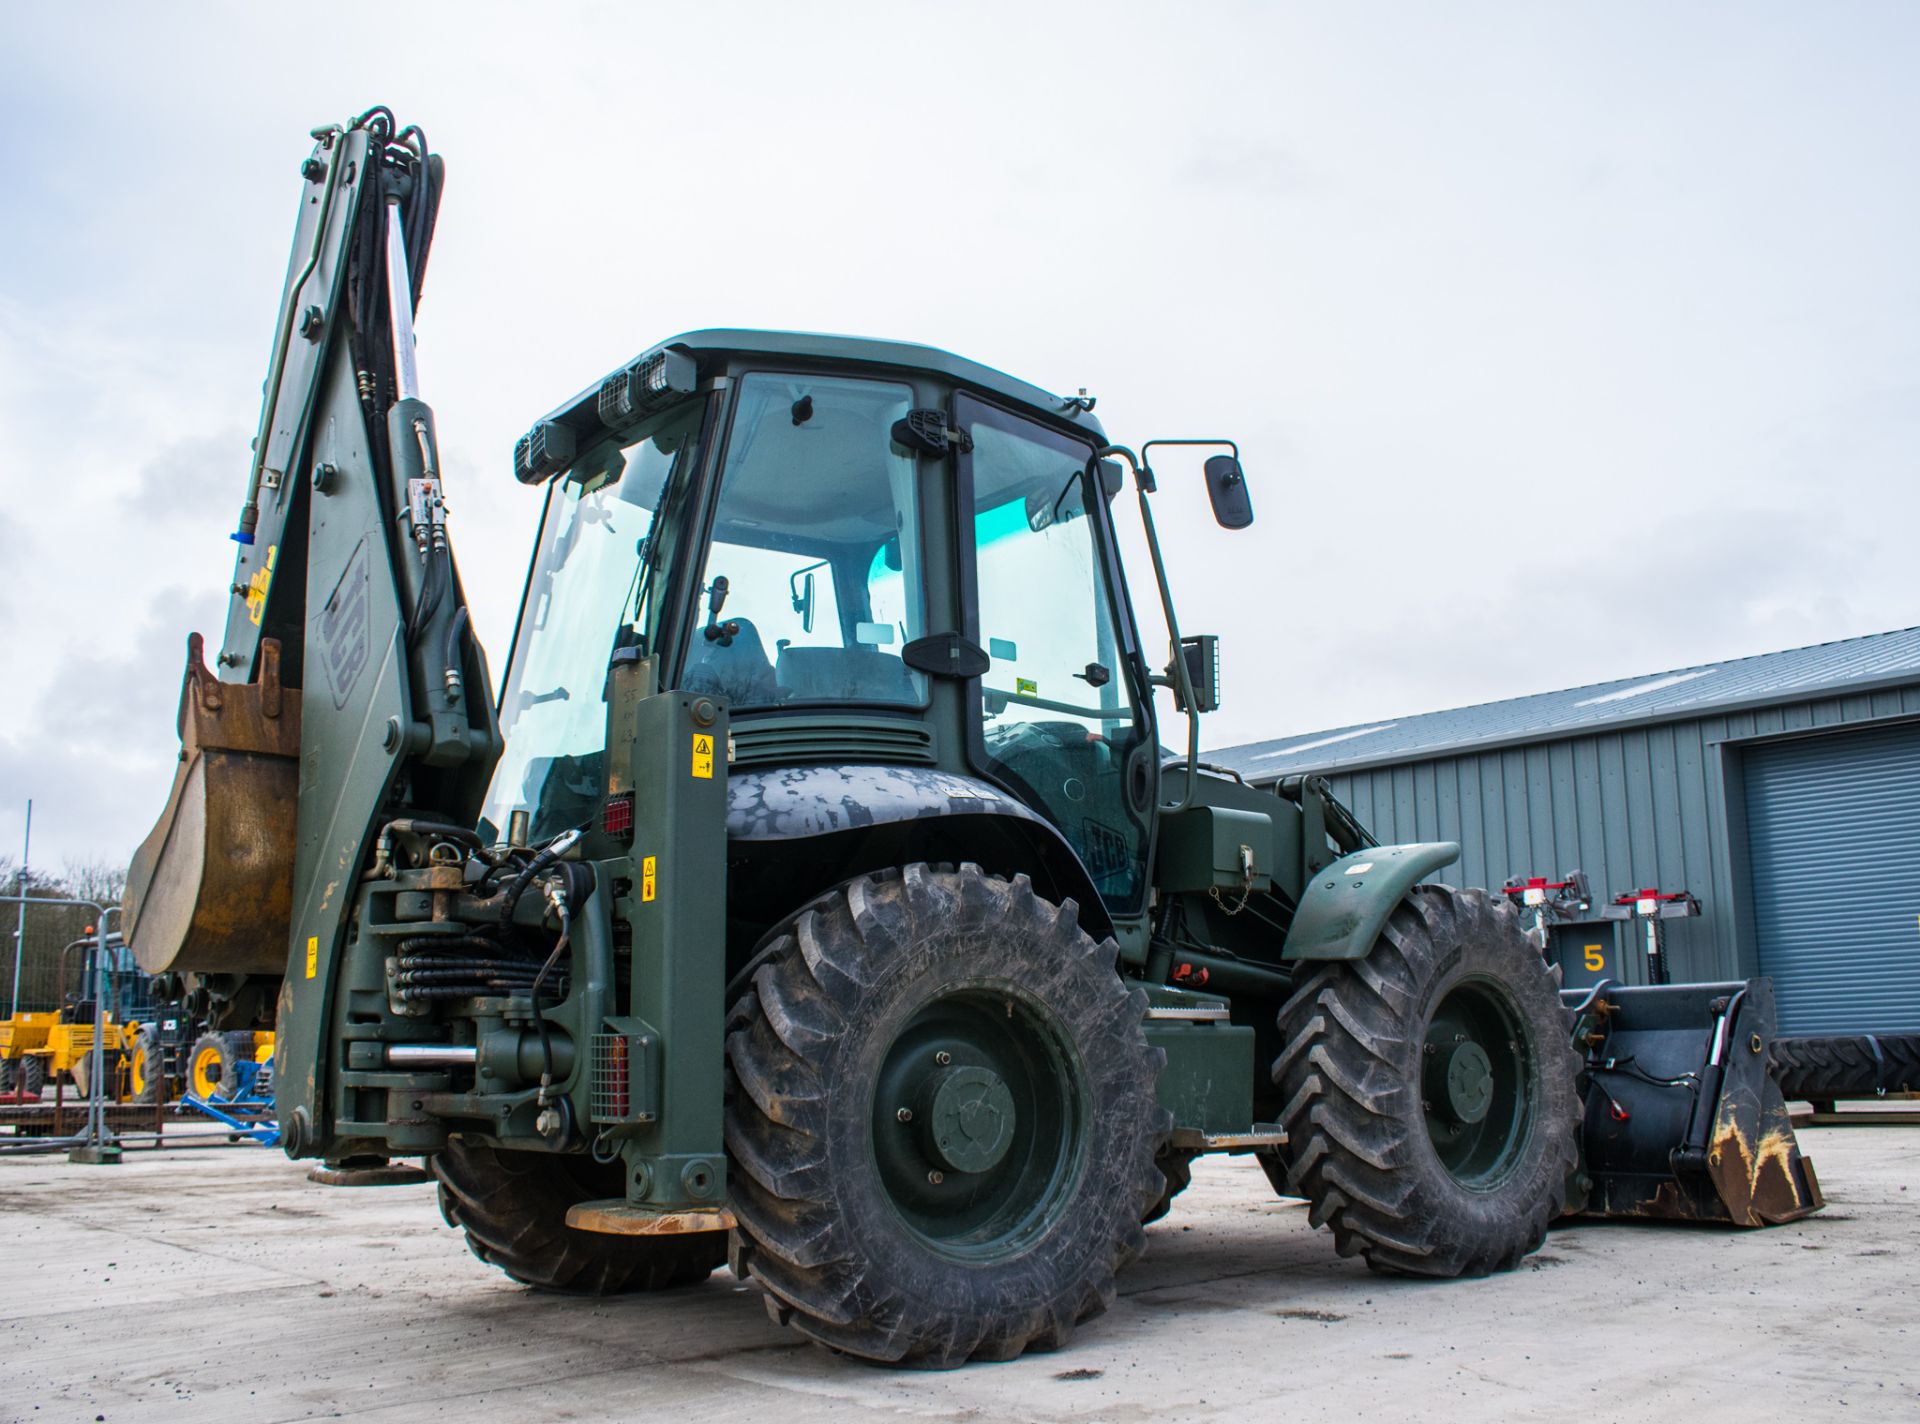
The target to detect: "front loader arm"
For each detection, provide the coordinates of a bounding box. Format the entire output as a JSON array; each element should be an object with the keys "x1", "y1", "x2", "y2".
[{"x1": 124, "y1": 110, "x2": 500, "y2": 1150}]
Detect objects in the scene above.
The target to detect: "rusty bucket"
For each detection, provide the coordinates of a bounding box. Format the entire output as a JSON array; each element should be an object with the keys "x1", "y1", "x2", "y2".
[
  {"x1": 1564, "y1": 977, "x2": 1822, "y2": 1227},
  {"x1": 123, "y1": 635, "x2": 300, "y2": 978}
]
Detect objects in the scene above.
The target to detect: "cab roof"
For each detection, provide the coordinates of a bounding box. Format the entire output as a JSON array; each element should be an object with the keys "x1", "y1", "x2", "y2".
[{"x1": 529, "y1": 328, "x2": 1108, "y2": 445}]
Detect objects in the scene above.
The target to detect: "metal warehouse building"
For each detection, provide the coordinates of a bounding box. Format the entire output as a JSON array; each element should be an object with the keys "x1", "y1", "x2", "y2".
[{"x1": 1209, "y1": 627, "x2": 1920, "y2": 1035}]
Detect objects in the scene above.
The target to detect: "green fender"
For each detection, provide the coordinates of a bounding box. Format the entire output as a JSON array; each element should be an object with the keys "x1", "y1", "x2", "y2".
[{"x1": 1281, "y1": 842, "x2": 1461, "y2": 961}]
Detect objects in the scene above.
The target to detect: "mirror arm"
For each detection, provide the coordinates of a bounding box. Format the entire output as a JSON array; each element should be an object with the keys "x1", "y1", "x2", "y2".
[{"x1": 1098, "y1": 444, "x2": 1200, "y2": 814}]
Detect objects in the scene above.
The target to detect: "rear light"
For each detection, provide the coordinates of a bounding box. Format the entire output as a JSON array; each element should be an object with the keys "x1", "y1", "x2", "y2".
[
  {"x1": 590, "y1": 1033, "x2": 630, "y2": 1122},
  {"x1": 602, "y1": 793, "x2": 634, "y2": 840}
]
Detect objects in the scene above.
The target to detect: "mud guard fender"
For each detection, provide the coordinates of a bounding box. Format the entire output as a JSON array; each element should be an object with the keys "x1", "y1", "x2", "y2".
[
  {"x1": 1281, "y1": 841, "x2": 1461, "y2": 961},
  {"x1": 726, "y1": 764, "x2": 1111, "y2": 938}
]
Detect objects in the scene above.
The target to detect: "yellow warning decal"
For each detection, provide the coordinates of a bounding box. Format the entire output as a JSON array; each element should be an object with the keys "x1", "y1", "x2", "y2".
[
  {"x1": 305, "y1": 934, "x2": 318, "y2": 979},
  {"x1": 642, "y1": 855, "x2": 658, "y2": 902},
  {"x1": 692, "y1": 733, "x2": 715, "y2": 779},
  {"x1": 246, "y1": 545, "x2": 279, "y2": 627},
  {"x1": 1016, "y1": 677, "x2": 1038, "y2": 697}
]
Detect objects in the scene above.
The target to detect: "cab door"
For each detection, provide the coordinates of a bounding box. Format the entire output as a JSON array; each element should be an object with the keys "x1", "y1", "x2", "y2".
[{"x1": 953, "y1": 394, "x2": 1156, "y2": 912}]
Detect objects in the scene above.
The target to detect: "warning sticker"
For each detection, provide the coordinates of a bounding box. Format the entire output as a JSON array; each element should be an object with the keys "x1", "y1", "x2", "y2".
[
  {"x1": 642, "y1": 855, "x2": 658, "y2": 902},
  {"x1": 305, "y1": 934, "x2": 318, "y2": 979},
  {"x1": 692, "y1": 733, "x2": 714, "y2": 779},
  {"x1": 246, "y1": 545, "x2": 279, "y2": 627},
  {"x1": 1016, "y1": 677, "x2": 1038, "y2": 697}
]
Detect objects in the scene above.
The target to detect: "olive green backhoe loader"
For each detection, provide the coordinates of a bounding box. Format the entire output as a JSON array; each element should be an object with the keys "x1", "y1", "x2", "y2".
[{"x1": 124, "y1": 108, "x2": 1818, "y2": 1367}]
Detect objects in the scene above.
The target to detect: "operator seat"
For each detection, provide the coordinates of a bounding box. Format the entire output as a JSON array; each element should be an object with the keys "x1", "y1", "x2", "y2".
[
  {"x1": 776, "y1": 646, "x2": 916, "y2": 704},
  {"x1": 683, "y1": 617, "x2": 779, "y2": 708}
]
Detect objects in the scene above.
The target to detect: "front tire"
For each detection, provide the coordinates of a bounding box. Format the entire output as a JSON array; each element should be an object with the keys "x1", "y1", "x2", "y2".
[
  {"x1": 187, "y1": 1033, "x2": 238, "y2": 1099},
  {"x1": 433, "y1": 1137, "x2": 725, "y2": 1294},
  {"x1": 725, "y1": 863, "x2": 1168, "y2": 1367},
  {"x1": 1271, "y1": 886, "x2": 1580, "y2": 1277}
]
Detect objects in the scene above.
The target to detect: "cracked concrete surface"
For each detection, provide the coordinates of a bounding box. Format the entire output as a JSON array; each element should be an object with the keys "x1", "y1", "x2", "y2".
[{"x1": 2, "y1": 1124, "x2": 1913, "y2": 1422}]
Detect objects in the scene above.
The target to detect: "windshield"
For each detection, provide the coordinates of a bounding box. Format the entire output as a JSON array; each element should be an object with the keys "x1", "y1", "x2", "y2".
[{"x1": 479, "y1": 399, "x2": 706, "y2": 842}]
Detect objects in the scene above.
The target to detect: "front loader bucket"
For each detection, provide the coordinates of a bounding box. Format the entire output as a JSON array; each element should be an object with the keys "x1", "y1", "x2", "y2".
[
  {"x1": 1564, "y1": 978, "x2": 1822, "y2": 1227},
  {"x1": 123, "y1": 634, "x2": 300, "y2": 978}
]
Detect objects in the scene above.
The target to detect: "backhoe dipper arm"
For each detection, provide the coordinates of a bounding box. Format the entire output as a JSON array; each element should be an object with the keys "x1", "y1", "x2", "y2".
[{"x1": 124, "y1": 110, "x2": 502, "y2": 1151}]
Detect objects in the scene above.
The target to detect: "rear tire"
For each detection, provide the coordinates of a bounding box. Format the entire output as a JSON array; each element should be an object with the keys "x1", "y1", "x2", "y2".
[
  {"x1": 1142, "y1": 1146, "x2": 1197, "y2": 1224},
  {"x1": 433, "y1": 1137, "x2": 725, "y2": 1294},
  {"x1": 1271, "y1": 886, "x2": 1580, "y2": 1277},
  {"x1": 725, "y1": 863, "x2": 1168, "y2": 1367},
  {"x1": 128, "y1": 1031, "x2": 168, "y2": 1104}
]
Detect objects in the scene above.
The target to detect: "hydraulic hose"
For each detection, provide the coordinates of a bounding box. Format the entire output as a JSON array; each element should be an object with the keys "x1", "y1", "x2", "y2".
[
  {"x1": 498, "y1": 829, "x2": 582, "y2": 926},
  {"x1": 530, "y1": 905, "x2": 570, "y2": 1107},
  {"x1": 442, "y1": 605, "x2": 470, "y2": 698}
]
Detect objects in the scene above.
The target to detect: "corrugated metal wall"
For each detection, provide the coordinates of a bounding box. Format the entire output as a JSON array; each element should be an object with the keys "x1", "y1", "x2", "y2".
[{"x1": 1298, "y1": 685, "x2": 1920, "y2": 986}]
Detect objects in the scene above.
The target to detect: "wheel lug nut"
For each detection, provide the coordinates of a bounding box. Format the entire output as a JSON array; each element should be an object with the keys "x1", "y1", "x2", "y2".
[
  {"x1": 896, "y1": 1107, "x2": 913, "y2": 1123},
  {"x1": 934, "y1": 1051, "x2": 951, "y2": 1066},
  {"x1": 928, "y1": 1170, "x2": 944, "y2": 1185}
]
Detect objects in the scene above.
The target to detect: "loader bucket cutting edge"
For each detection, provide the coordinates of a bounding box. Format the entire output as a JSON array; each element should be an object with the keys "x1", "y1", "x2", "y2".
[
  {"x1": 123, "y1": 634, "x2": 300, "y2": 979},
  {"x1": 1563, "y1": 977, "x2": 1822, "y2": 1228}
]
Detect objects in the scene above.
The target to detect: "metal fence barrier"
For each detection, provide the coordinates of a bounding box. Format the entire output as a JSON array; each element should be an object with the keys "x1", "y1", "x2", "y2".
[{"x1": 0, "y1": 895, "x2": 276, "y2": 1160}]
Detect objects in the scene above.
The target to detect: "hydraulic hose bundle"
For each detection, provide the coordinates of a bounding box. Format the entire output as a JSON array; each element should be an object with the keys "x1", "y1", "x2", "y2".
[{"x1": 390, "y1": 935, "x2": 560, "y2": 1003}]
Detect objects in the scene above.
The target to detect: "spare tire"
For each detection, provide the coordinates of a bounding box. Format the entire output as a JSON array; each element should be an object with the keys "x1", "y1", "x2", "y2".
[{"x1": 1769, "y1": 1033, "x2": 1920, "y2": 1101}]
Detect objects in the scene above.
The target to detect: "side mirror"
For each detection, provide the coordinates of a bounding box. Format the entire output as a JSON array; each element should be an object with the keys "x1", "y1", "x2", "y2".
[{"x1": 1204, "y1": 454, "x2": 1254, "y2": 530}]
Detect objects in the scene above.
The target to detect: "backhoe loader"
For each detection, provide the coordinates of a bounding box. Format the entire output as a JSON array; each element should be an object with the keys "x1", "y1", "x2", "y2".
[{"x1": 124, "y1": 108, "x2": 1819, "y2": 1367}]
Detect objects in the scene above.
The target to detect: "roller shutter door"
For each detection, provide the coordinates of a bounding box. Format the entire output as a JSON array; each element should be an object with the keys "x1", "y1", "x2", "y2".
[{"x1": 1743, "y1": 720, "x2": 1920, "y2": 1034}]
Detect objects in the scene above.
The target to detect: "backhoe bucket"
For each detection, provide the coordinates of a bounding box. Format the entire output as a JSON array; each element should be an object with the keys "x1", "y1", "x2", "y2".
[
  {"x1": 123, "y1": 634, "x2": 300, "y2": 978},
  {"x1": 1564, "y1": 977, "x2": 1822, "y2": 1227}
]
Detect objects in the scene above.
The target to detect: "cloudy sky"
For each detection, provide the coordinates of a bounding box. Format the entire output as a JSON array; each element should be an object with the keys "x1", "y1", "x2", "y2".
[{"x1": 1, "y1": 3, "x2": 1914, "y2": 870}]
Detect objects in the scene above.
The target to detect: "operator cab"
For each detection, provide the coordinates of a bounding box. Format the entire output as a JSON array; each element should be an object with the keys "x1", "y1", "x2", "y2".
[{"x1": 481, "y1": 332, "x2": 1157, "y2": 911}]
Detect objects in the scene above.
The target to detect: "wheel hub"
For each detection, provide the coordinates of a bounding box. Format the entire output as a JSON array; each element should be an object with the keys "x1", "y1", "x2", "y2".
[
  {"x1": 1421, "y1": 979, "x2": 1534, "y2": 1186},
  {"x1": 1442, "y1": 1041, "x2": 1494, "y2": 1124},
  {"x1": 920, "y1": 1065, "x2": 1016, "y2": 1175}
]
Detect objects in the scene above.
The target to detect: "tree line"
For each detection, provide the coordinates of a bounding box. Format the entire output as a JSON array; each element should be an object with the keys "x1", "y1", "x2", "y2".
[{"x1": 1, "y1": 856, "x2": 131, "y2": 1013}]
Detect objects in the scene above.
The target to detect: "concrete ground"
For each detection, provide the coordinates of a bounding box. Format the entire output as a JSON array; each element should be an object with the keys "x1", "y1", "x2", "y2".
[{"x1": 1, "y1": 1124, "x2": 1913, "y2": 1423}]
